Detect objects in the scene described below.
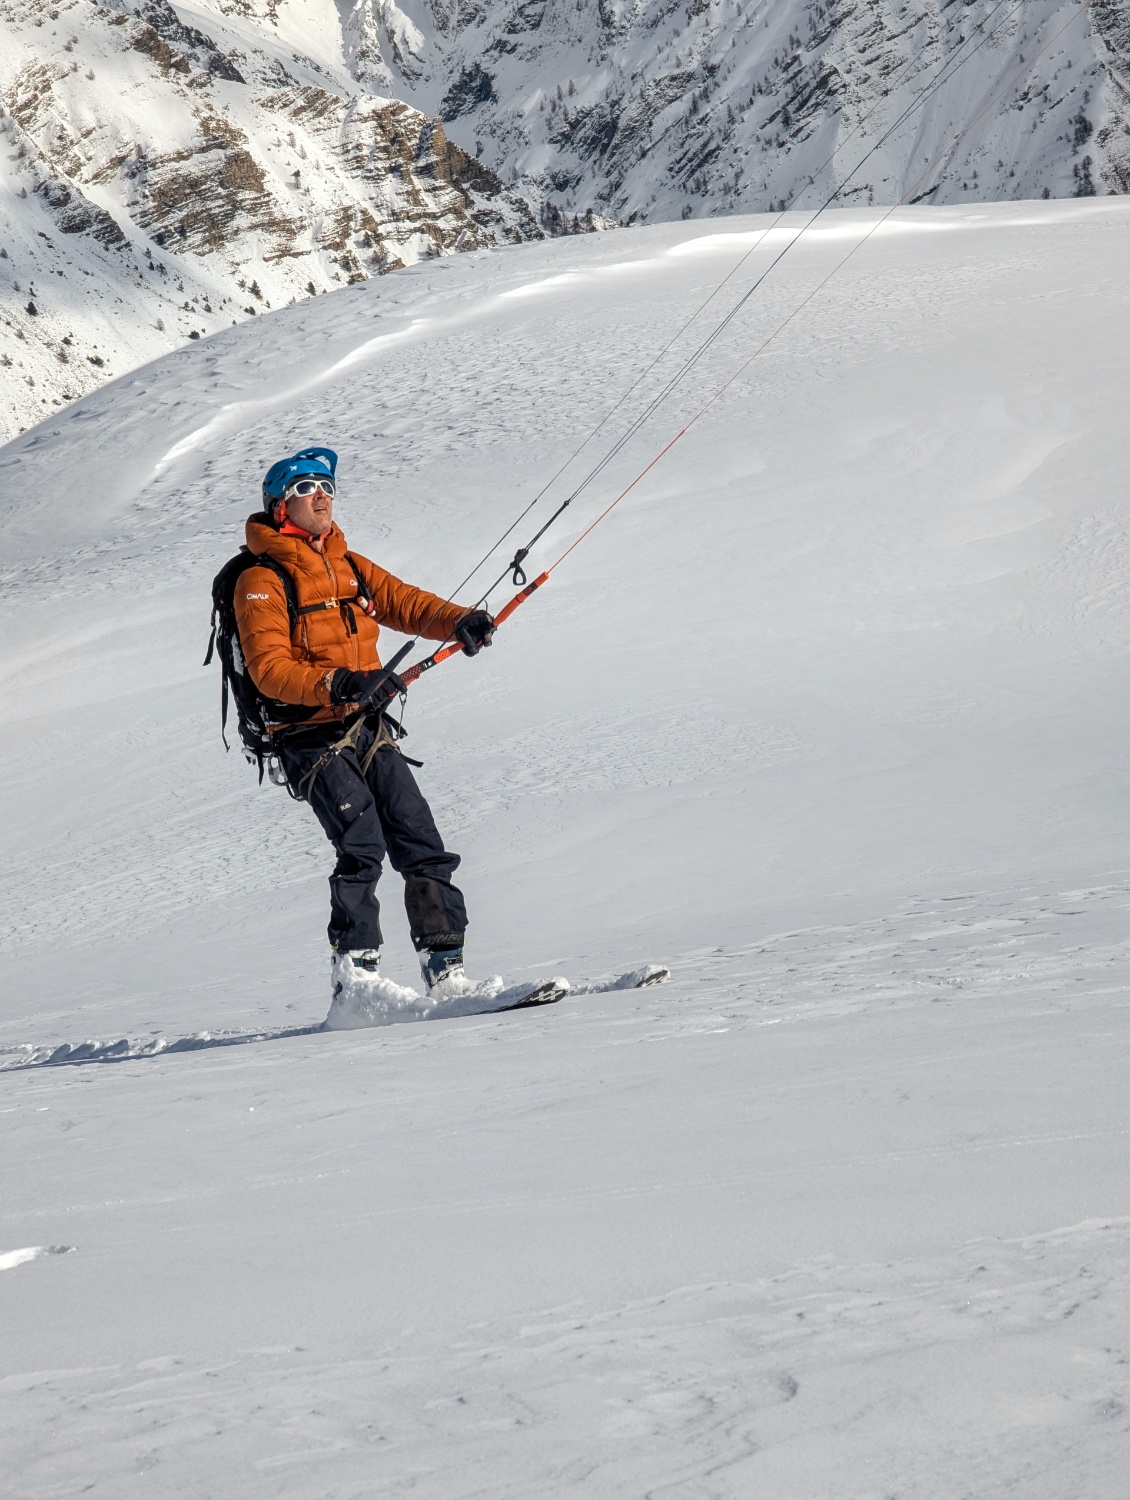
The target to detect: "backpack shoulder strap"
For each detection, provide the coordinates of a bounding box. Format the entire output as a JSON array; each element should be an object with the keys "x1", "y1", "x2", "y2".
[
  {"x1": 207, "y1": 548, "x2": 300, "y2": 661},
  {"x1": 243, "y1": 552, "x2": 299, "y2": 632}
]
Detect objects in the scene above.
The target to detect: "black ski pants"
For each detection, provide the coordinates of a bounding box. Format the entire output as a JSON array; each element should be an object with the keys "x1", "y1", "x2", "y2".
[{"x1": 277, "y1": 720, "x2": 467, "y2": 954}]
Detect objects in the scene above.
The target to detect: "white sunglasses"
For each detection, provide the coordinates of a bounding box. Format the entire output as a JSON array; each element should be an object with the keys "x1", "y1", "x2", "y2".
[{"x1": 284, "y1": 476, "x2": 336, "y2": 499}]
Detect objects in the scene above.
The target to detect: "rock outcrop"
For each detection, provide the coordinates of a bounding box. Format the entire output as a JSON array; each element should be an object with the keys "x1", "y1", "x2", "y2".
[
  {"x1": 0, "y1": 0, "x2": 539, "y2": 438},
  {"x1": 352, "y1": 0, "x2": 1130, "y2": 223}
]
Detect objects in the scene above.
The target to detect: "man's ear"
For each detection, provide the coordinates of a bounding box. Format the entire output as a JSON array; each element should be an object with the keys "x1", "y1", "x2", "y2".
[{"x1": 273, "y1": 498, "x2": 287, "y2": 525}]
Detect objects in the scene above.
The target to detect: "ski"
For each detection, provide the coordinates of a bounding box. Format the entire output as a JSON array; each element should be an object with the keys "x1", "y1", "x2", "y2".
[
  {"x1": 630, "y1": 963, "x2": 670, "y2": 988},
  {"x1": 453, "y1": 962, "x2": 669, "y2": 1016},
  {"x1": 571, "y1": 963, "x2": 670, "y2": 994},
  {"x1": 484, "y1": 977, "x2": 570, "y2": 1013}
]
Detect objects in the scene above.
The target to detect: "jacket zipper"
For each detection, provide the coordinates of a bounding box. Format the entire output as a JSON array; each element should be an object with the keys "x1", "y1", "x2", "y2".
[{"x1": 320, "y1": 549, "x2": 360, "y2": 670}]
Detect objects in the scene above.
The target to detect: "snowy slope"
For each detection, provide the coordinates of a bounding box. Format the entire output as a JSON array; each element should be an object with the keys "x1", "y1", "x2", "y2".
[{"x1": 3, "y1": 199, "x2": 1130, "y2": 1496}]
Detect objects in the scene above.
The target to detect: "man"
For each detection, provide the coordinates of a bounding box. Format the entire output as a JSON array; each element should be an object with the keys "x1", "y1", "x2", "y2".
[{"x1": 234, "y1": 445, "x2": 495, "y2": 1015}]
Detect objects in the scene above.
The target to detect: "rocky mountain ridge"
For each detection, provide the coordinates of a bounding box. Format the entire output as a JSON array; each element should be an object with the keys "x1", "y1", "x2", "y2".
[
  {"x1": 2, "y1": 0, "x2": 1127, "y2": 440},
  {"x1": 0, "y1": 0, "x2": 540, "y2": 439},
  {"x1": 355, "y1": 0, "x2": 1129, "y2": 221}
]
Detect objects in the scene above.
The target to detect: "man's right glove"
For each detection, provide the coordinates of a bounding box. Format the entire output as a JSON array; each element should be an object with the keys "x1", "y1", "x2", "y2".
[
  {"x1": 454, "y1": 609, "x2": 496, "y2": 657},
  {"x1": 328, "y1": 667, "x2": 406, "y2": 709}
]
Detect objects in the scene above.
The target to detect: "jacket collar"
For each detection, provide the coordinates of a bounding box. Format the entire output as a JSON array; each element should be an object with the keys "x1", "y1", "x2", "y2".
[{"x1": 245, "y1": 513, "x2": 348, "y2": 567}]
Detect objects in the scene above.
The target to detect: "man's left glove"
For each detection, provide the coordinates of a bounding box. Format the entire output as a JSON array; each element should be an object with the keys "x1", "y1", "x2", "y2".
[
  {"x1": 328, "y1": 667, "x2": 406, "y2": 708},
  {"x1": 455, "y1": 609, "x2": 496, "y2": 657}
]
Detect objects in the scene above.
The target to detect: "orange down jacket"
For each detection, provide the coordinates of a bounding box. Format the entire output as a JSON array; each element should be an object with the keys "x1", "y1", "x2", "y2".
[{"x1": 234, "y1": 514, "x2": 468, "y2": 724}]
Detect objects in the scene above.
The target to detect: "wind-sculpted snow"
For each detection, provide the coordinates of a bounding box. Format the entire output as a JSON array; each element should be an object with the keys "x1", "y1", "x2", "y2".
[
  {"x1": 7, "y1": 1214, "x2": 1130, "y2": 1484},
  {"x1": 2, "y1": 204, "x2": 1130, "y2": 1495},
  {"x1": 4, "y1": 878, "x2": 1130, "y2": 1492}
]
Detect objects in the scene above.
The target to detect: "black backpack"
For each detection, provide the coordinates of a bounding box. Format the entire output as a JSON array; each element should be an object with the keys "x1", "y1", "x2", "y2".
[{"x1": 204, "y1": 548, "x2": 322, "y2": 781}]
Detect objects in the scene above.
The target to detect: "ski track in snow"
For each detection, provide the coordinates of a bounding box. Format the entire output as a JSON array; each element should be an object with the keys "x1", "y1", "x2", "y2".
[
  {"x1": 3, "y1": 202, "x2": 1130, "y2": 1497},
  {"x1": 3, "y1": 877, "x2": 1129, "y2": 1069},
  {"x1": 0, "y1": 971, "x2": 663, "y2": 1069}
]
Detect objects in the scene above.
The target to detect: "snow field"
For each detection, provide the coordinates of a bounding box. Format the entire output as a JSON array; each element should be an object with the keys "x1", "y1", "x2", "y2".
[
  {"x1": 4, "y1": 911, "x2": 1130, "y2": 1495},
  {"x1": 2, "y1": 199, "x2": 1130, "y2": 1495}
]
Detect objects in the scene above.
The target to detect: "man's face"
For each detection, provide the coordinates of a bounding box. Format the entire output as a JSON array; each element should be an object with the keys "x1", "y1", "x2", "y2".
[{"x1": 280, "y1": 479, "x2": 334, "y2": 536}]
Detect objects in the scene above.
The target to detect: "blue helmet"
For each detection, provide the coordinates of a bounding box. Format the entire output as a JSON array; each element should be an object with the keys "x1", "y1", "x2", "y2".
[{"x1": 262, "y1": 446, "x2": 338, "y2": 510}]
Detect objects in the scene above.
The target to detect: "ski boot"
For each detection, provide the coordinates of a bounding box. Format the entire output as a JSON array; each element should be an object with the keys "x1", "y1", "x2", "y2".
[
  {"x1": 333, "y1": 947, "x2": 381, "y2": 993},
  {"x1": 419, "y1": 946, "x2": 506, "y2": 1004},
  {"x1": 326, "y1": 947, "x2": 416, "y2": 1030},
  {"x1": 420, "y1": 945, "x2": 478, "y2": 998}
]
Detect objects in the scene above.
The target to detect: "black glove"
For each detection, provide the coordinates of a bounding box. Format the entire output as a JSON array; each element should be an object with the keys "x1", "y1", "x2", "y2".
[
  {"x1": 329, "y1": 667, "x2": 406, "y2": 708},
  {"x1": 455, "y1": 609, "x2": 496, "y2": 657}
]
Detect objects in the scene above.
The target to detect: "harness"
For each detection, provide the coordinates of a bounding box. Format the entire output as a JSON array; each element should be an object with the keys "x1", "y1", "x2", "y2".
[
  {"x1": 268, "y1": 554, "x2": 422, "y2": 800},
  {"x1": 292, "y1": 704, "x2": 419, "y2": 804}
]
